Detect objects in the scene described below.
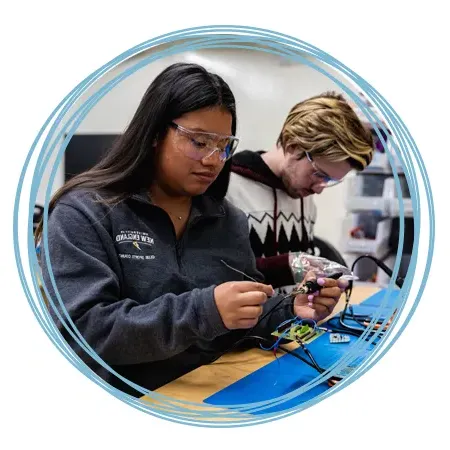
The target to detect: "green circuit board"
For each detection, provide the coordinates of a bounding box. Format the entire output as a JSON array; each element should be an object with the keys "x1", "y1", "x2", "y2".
[{"x1": 272, "y1": 323, "x2": 325, "y2": 344}]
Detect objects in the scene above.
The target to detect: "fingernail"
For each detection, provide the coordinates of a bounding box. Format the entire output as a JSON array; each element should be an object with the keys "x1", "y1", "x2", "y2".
[
  {"x1": 308, "y1": 302, "x2": 313, "y2": 308},
  {"x1": 317, "y1": 278, "x2": 325, "y2": 286},
  {"x1": 314, "y1": 291, "x2": 320, "y2": 296},
  {"x1": 338, "y1": 280, "x2": 347, "y2": 289},
  {"x1": 308, "y1": 294, "x2": 314, "y2": 301}
]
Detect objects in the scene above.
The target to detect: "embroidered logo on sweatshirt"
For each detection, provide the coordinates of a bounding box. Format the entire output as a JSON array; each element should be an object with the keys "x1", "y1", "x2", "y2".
[
  {"x1": 116, "y1": 230, "x2": 154, "y2": 246},
  {"x1": 115, "y1": 230, "x2": 155, "y2": 261}
]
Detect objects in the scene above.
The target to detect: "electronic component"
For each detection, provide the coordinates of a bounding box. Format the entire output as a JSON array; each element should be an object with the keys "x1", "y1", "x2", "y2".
[
  {"x1": 272, "y1": 323, "x2": 325, "y2": 344},
  {"x1": 275, "y1": 317, "x2": 297, "y2": 333},
  {"x1": 291, "y1": 272, "x2": 344, "y2": 296},
  {"x1": 329, "y1": 333, "x2": 351, "y2": 344}
]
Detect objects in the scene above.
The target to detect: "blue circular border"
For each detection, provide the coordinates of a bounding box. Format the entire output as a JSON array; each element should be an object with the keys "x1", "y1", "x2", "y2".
[{"x1": 13, "y1": 25, "x2": 434, "y2": 427}]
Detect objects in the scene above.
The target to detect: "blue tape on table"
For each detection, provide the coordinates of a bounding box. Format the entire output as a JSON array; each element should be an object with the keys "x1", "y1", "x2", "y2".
[{"x1": 204, "y1": 288, "x2": 400, "y2": 415}]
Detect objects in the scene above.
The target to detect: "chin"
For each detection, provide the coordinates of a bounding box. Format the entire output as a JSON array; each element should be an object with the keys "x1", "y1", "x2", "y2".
[
  {"x1": 287, "y1": 189, "x2": 304, "y2": 199},
  {"x1": 185, "y1": 185, "x2": 210, "y2": 197},
  {"x1": 284, "y1": 182, "x2": 305, "y2": 199}
]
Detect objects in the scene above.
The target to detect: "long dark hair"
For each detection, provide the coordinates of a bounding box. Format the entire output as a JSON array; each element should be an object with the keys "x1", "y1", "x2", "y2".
[{"x1": 35, "y1": 62, "x2": 237, "y2": 243}]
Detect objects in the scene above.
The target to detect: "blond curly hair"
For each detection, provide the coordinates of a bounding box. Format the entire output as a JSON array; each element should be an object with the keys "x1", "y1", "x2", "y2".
[{"x1": 277, "y1": 92, "x2": 374, "y2": 170}]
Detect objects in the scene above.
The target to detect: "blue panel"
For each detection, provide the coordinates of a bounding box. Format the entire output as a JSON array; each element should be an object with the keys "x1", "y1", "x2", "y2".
[{"x1": 204, "y1": 289, "x2": 399, "y2": 414}]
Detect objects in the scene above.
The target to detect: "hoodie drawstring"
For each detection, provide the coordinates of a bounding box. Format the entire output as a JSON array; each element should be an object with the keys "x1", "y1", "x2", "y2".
[
  {"x1": 300, "y1": 197, "x2": 314, "y2": 254},
  {"x1": 272, "y1": 188, "x2": 278, "y2": 254}
]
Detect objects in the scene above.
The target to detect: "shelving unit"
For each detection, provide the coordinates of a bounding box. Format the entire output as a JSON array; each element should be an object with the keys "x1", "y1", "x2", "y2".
[{"x1": 341, "y1": 94, "x2": 414, "y2": 287}]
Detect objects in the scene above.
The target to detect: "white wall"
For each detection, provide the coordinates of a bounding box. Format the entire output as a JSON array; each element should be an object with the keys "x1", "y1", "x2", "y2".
[{"x1": 39, "y1": 46, "x2": 357, "y2": 253}]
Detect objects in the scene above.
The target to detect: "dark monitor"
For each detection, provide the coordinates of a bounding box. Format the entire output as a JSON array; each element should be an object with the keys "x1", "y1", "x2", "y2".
[
  {"x1": 64, "y1": 134, "x2": 121, "y2": 181},
  {"x1": 388, "y1": 217, "x2": 414, "y2": 255}
]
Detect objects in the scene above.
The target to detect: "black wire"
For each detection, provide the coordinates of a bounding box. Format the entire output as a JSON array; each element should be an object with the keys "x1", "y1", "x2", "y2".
[
  {"x1": 253, "y1": 280, "x2": 381, "y2": 347},
  {"x1": 343, "y1": 313, "x2": 371, "y2": 320},
  {"x1": 277, "y1": 345, "x2": 343, "y2": 383},
  {"x1": 241, "y1": 336, "x2": 325, "y2": 374},
  {"x1": 242, "y1": 335, "x2": 331, "y2": 378},
  {"x1": 327, "y1": 322, "x2": 366, "y2": 338},
  {"x1": 210, "y1": 255, "x2": 396, "y2": 364},
  {"x1": 279, "y1": 345, "x2": 324, "y2": 374},
  {"x1": 352, "y1": 316, "x2": 386, "y2": 329},
  {"x1": 337, "y1": 254, "x2": 400, "y2": 338},
  {"x1": 299, "y1": 343, "x2": 324, "y2": 373},
  {"x1": 264, "y1": 278, "x2": 367, "y2": 337},
  {"x1": 207, "y1": 292, "x2": 294, "y2": 364},
  {"x1": 339, "y1": 280, "x2": 367, "y2": 334},
  {"x1": 338, "y1": 261, "x2": 374, "y2": 335},
  {"x1": 215, "y1": 333, "x2": 348, "y2": 385},
  {"x1": 347, "y1": 305, "x2": 371, "y2": 320},
  {"x1": 255, "y1": 292, "x2": 294, "y2": 327},
  {"x1": 326, "y1": 319, "x2": 383, "y2": 346},
  {"x1": 210, "y1": 332, "x2": 348, "y2": 385},
  {"x1": 267, "y1": 299, "x2": 369, "y2": 324},
  {"x1": 211, "y1": 333, "x2": 329, "y2": 378},
  {"x1": 245, "y1": 284, "x2": 379, "y2": 343},
  {"x1": 350, "y1": 254, "x2": 404, "y2": 288},
  {"x1": 329, "y1": 318, "x2": 383, "y2": 337},
  {"x1": 210, "y1": 334, "x2": 319, "y2": 373}
]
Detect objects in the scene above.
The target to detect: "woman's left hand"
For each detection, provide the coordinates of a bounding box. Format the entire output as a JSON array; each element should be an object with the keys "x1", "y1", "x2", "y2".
[{"x1": 293, "y1": 271, "x2": 348, "y2": 322}]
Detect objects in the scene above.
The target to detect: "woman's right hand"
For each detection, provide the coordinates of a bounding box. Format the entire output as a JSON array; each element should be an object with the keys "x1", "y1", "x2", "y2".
[{"x1": 214, "y1": 281, "x2": 274, "y2": 330}]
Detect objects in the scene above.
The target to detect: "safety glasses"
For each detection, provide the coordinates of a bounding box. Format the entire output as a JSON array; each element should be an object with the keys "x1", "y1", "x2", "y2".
[
  {"x1": 305, "y1": 152, "x2": 343, "y2": 188},
  {"x1": 170, "y1": 122, "x2": 239, "y2": 162}
]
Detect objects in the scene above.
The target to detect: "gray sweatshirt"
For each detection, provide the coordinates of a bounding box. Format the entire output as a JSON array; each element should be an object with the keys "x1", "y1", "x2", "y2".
[{"x1": 40, "y1": 189, "x2": 295, "y2": 396}]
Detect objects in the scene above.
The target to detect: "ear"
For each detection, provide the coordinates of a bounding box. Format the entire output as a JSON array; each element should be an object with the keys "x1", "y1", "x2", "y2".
[
  {"x1": 285, "y1": 145, "x2": 304, "y2": 161},
  {"x1": 284, "y1": 144, "x2": 298, "y2": 155},
  {"x1": 152, "y1": 137, "x2": 161, "y2": 151}
]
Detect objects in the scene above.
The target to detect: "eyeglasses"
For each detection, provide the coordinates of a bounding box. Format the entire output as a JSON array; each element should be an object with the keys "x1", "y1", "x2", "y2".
[
  {"x1": 169, "y1": 122, "x2": 239, "y2": 162},
  {"x1": 305, "y1": 152, "x2": 343, "y2": 188}
]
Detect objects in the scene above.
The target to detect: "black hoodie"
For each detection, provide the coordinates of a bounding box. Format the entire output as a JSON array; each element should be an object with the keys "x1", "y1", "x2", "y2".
[{"x1": 226, "y1": 150, "x2": 316, "y2": 292}]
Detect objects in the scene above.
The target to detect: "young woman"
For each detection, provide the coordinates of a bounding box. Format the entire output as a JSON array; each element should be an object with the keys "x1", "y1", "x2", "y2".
[{"x1": 36, "y1": 62, "x2": 344, "y2": 396}]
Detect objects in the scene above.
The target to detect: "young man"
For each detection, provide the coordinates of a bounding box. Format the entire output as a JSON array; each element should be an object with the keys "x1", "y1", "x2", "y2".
[{"x1": 226, "y1": 92, "x2": 374, "y2": 293}]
